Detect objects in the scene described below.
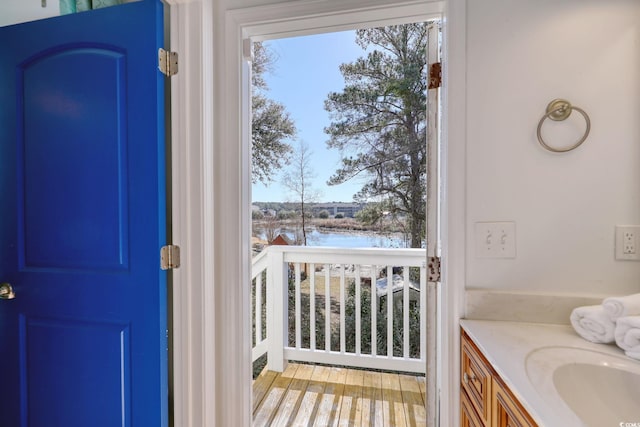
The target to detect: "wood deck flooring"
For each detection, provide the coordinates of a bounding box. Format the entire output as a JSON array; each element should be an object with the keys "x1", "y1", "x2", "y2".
[{"x1": 253, "y1": 363, "x2": 427, "y2": 427}]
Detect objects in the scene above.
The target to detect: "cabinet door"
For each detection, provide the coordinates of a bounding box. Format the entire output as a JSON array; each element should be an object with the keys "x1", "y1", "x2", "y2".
[
  {"x1": 492, "y1": 378, "x2": 536, "y2": 427},
  {"x1": 461, "y1": 333, "x2": 493, "y2": 425},
  {"x1": 461, "y1": 388, "x2": 486, "y2": 427}
]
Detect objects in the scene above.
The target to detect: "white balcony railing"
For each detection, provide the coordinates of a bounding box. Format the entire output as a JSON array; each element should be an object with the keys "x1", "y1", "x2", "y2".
[{"x1": 252, "y1": 245, "x2": 427, "y2": 374}]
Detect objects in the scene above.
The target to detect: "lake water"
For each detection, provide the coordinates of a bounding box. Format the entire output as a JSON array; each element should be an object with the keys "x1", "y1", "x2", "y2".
[
  {"x1": 308, "y1": 229, "x2": 406, "y2": 248},
  {"x1": 258, "y1": 227, "x2": 407, "y2": 248}
]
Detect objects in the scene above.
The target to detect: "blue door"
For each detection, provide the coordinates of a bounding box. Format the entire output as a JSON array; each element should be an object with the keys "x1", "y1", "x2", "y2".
[{"x1": 0, "y1": 1, "x2": 168, "y2": 426}]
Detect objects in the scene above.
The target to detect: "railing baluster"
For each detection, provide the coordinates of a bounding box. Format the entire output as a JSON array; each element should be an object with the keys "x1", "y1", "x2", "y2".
[
  {"x1": 387, "y1": 266, "x2": 393, "y2": 358},
  {"x1": 295, "y1": 263, "x2": 301, "y2": 350},
  {"x1": 325, "y1": 264, "x2": 331, "y2": 352},
  {"x1": 355, "y1": 265, "x2": 361, "y2": 356},
  {"x1": 371, "y1": 265, "x2": 377, "y2": 357},
  {"x1": 310, "y1": 263, "x2": 316, "y2": 351},
  {"x1": 340, "y1": 265, "x2": 346, "y2": 353},
  {"x1": 403, "y1": 267, "x2": 410, "y2": 359},
  {"x1": 256, "y1": 272, "x2": 263, "y2": 343},
  {"x1": 420, "y1": 264, "x2": 427, "y2": 362}
]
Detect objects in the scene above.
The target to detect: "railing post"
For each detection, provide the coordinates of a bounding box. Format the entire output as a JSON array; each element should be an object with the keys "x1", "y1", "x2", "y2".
[{"x1": 266, "y1": 247, "x2": 288, "y2": 372}]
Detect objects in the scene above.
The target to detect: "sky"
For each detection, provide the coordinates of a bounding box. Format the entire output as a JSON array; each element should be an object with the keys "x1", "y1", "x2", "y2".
[{"x1": 251, "y1": 30, "x2": 368, "y2": 203}]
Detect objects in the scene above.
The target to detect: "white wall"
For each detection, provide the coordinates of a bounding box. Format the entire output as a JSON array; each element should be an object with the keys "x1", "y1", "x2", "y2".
[
  {"x1": 0, "y1": 0, "x2": 59, "y2": 27},
  {"x1": 466, "y1": 0, "x2": 640, "y2": 295}
]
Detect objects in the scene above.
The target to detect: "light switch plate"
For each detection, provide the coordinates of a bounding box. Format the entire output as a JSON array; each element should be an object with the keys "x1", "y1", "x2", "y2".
[{"x1": 475, "y1": 222, "x2": 516, "y2": 259}]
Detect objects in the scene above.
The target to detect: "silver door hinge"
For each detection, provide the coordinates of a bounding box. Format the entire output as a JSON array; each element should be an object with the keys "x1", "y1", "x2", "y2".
[
  {"x1": 158, "y1": 48, "x2": 178, "y2": 77},
  {"x1": 161, "y1": 245, "x2": 180, "y2": 270},
  {"x1": 427, "y1": 256, "x2": 441, "y2": 282},
  {"x1": 428, "y1": 62, "x2": 442, "y2": 89}
]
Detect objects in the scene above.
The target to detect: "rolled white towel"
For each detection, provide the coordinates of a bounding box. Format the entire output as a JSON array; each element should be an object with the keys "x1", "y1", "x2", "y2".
[
  {"x1": 614, "y1": 316, "x2": 640, "y2": 352},
  {"x1": 626, "y1": 349, "x2": 640, "y2": 361},
  {"x1": 570, "y1": 305, "x2": 616, "y2": 344},
  {"x1": 602, "y1": 293, "x2": 640, "y2": 321}
]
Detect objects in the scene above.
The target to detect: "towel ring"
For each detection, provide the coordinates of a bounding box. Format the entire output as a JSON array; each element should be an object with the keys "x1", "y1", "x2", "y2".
[{"x1": 536, "y1": 99, "x2": 591, "y2": 153}]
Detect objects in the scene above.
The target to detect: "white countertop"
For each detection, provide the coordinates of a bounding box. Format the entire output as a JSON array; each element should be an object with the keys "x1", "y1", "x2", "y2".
[{"x1": 460, "y1": 319, "x2": 638, "y2": 427}]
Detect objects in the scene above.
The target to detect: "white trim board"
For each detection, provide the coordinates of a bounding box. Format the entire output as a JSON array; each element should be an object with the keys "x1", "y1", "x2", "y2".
[{"x1": 233, "y1": 0, "x2": 443, "y2": 40}]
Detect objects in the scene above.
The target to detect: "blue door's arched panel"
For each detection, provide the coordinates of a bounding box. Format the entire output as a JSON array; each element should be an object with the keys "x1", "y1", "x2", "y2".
[
  {"x1": 21, "y1": 316, "x2": 130, "y2": 427},
  {"x1": 18, "y1": 47, "x2": 129, "y2": 272}
]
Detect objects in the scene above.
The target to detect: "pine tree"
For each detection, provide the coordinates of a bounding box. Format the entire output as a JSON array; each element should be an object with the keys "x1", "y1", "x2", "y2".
[{"x1": 325, "y1": 24, "x2": 428, "y2": 248}]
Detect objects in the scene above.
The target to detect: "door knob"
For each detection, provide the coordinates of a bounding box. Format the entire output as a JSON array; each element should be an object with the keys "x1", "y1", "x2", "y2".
[{"x1": 0, "y1": 283, "x2": 15, "y2": 300}]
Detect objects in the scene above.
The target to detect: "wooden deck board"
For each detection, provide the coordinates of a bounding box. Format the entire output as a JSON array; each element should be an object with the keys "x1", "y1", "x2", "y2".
[
  {"x1": 253, "y1": 363, "x2": 425, "y2": 426},
  {"x1": 313, "y1": 366, "x2": 348, "y2": 426},
  {"x1": 381, "y1": 371, "x2": 408, "y2": 427},
  {"x1": 253, "y1": 363, "x2": 299, "y2": 427},
  {"x1": 292, "y1": 365, "x2": 331, "y2": 425},
  {"x1": 337, "y1": 368, "x2": 364, "y2": 426},
  {"x1": 253, "y1": 368, "x2": 278, "y2": 414},
  {"x1": 270, "y1": 363, "x2": 315, "y2": 426},
  {"x1": 399, "y1": 374, "x2": 427, "y2": 427},
  {"x1": 360, "y1": 370, "x2": 383, "y2": 427}
]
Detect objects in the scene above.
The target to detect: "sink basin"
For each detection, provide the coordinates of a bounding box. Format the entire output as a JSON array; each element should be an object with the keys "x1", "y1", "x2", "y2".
[
  {"x1": 554, "y1": 363, "x2": 640, "y2": 426},
  {"x1": 526, "y1": 346, "x2": 640, "y2": 427}
]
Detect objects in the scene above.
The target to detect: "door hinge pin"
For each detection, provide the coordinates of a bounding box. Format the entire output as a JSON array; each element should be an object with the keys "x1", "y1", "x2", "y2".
[
  {"x1": 427, "y1": 256, "x2": 441, "y2": 282},
  {"x1": 158, "y1": 48, "x2": 178, "y2": 77},
  {"x1": 161, "y1": 245, "x2": 180, "y2": 270},
  {"x1": 428, "y1": 62, "x2": 442, "y2": 89}
]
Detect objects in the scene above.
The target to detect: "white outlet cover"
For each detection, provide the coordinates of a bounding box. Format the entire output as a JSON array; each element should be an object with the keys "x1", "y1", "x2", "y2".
[
  {"x1": 615, "y1": 225, "x2": 640, "y2": 261},
  {"x1": 475, "y1": 222, "x2": 516, "y2": 259}
]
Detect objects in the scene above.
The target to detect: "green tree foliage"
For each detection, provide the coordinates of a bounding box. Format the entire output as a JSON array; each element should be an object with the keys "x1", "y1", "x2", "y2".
[
  {"x1": 324, "y1": 24, "x2": 428, "y2": 248},
  {"x1": 277, "y1": 210, "x2": 296, "y2": 220},
  {"x1": 355, "y1": 202, "x2": 385, "y2": 225},
  {"x1": 252, "y1": 42, "x2": 297, "y2": 184},
  {"x1": 317, "y1": 210, "x2": 330, "y2": 219}
]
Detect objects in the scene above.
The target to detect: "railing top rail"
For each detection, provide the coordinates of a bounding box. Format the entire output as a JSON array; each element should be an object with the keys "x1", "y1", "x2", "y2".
[
  {"x1": 266, "y1": 245, "x2": 424, "y2": 256},
  {"x1": 277, "y1": 246, "x2": 425, "y2": 267},
  {"x1": 251, "y1": 245, "x2": 426, "y2": 268}
]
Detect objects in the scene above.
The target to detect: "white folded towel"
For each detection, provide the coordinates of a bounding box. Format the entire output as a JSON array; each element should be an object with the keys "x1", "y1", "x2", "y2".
[
  {"x1": 602, "y1": 293, "x2": 640, "y2": 321},
  {"x1": 614, "y1": 316, "x2": 640, "y2": 353},
  {"x1": 570, "y1": 305, "x2": 616, "y2": 343},
  {"x1": 626, "y1": 349, "x2": 640, "y2": 361}
]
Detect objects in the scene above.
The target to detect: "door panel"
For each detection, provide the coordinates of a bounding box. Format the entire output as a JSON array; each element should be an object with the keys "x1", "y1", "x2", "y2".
[
  {"x1": 23, "y1": 317, "x2": 130, "y2": 426},
  {"x1": 0, "y1": 2, "x2": 167, "y2": 426},
  {"x1": 20, "y1": 46, "x2": 129, "y2": 271}
]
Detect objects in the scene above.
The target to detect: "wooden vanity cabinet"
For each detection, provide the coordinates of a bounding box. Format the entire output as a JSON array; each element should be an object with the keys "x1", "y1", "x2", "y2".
[
  {"x1": 461, "y1": 386, "x2": 485, "y2": 427},
  {"x1": 460, "y1": 329, "x2": 537, "y2": 427},
  {"x1": 492, "y1": 377, "x2": 537, "y2": 427},
  {"x1": 461, "y1": 333, "x2": 492, "y2": 425}
]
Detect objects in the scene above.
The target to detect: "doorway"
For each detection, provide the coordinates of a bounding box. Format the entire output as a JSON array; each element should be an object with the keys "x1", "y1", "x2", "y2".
[
  {"x1": 248, "y1": 22, "x2": 437, "y2": 425},
  {"x1": 168, "y1": 1, "x2": 451, "y2": 426}
]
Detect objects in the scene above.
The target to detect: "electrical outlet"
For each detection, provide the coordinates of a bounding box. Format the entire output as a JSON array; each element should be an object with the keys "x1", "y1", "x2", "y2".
[
  {"x1": 615, "y1": 226, "x2": 640, "y2": 261},
  {"x1": 475, "y1": 222, "x2": 516, "y2": 258},
  {"x1": 624, "y1": 231, "x2": 636, "y2": 254}
]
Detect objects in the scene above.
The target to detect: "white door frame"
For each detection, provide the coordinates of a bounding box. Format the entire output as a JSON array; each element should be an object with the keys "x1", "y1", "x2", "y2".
[{"x1": 165, "y1": 0, "x2": 467, "y2": 426}]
